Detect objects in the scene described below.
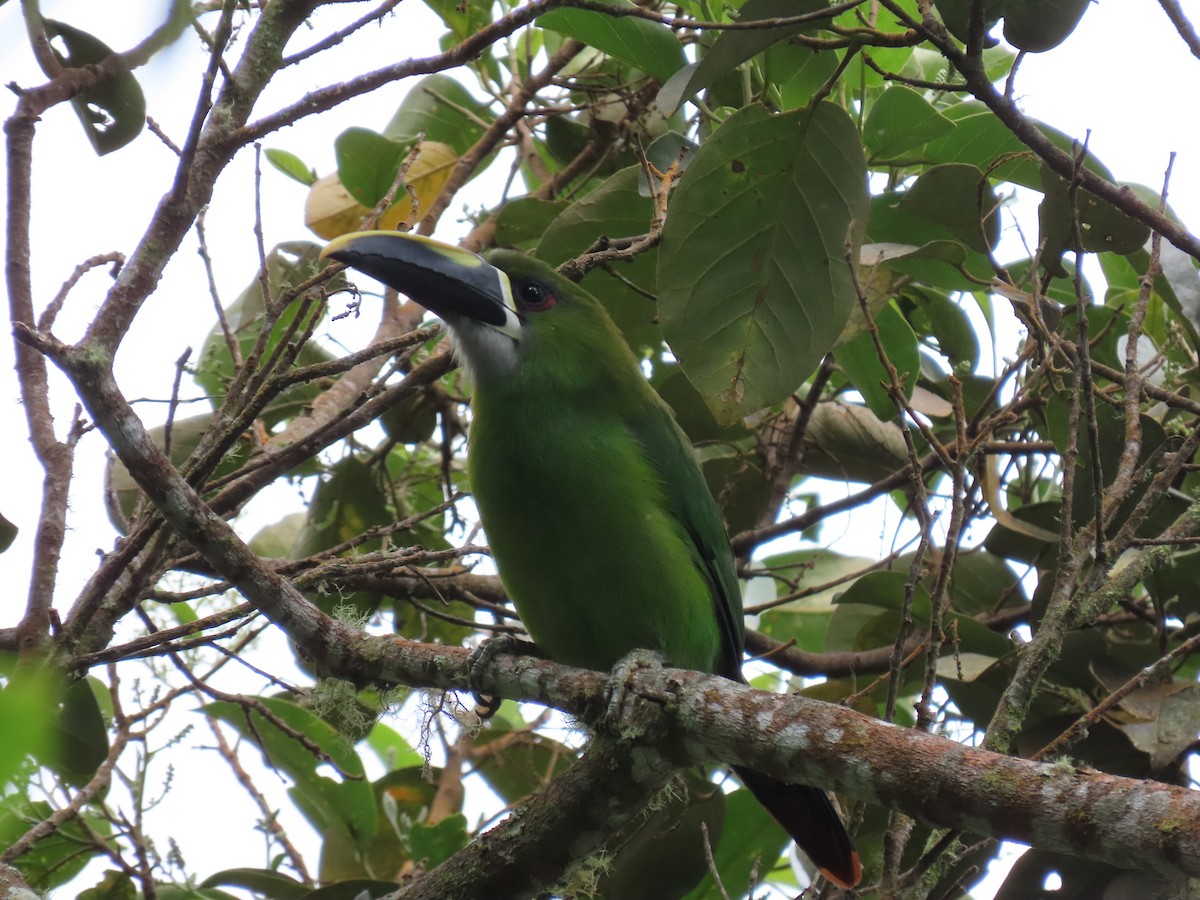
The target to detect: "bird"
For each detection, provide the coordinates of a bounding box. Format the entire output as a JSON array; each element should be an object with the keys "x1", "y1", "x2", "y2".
[{"x1": 320, "y1": 230, "x2": 863, "y2": 890}]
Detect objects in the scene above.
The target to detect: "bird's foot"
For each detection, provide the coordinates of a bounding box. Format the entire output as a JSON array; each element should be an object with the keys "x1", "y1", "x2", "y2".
[
  {"x1": 467, "y1": 634, "x2": 537, "y2": 720},
  {"x1": 604, "y1": 649, "x2": 666, "y2": 735}
]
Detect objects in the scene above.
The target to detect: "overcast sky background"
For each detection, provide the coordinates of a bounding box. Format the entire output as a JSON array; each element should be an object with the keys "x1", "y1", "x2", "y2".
[{"x1": 2, "y1": 1, "x2": 1198, "y2": 896}]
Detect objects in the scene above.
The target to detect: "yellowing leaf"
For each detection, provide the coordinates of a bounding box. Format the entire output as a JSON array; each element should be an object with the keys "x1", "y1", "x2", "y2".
[
  {"x1": 304, "y1": 172, "x2": 368, "y2": 240},
  {"x1": 304, "y1": 141, "x2": 460, "y2": 239},
  {"x1": 387, "y1": 140, "x2": 459, "y2": 228}
]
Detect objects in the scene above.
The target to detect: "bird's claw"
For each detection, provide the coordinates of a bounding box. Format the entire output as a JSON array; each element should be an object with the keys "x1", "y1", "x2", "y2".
[
  {"x1": 467, "y1": 634, "x2": 536, "y2": 720},
  {"x1": 604, "y1": 649, "x2": 666, "y2": 731}
]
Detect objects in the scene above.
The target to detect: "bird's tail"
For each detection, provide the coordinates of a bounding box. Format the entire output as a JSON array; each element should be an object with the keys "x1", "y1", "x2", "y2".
[{"x1": 733, "y1": 765, "x2": 862, "y2": 890}]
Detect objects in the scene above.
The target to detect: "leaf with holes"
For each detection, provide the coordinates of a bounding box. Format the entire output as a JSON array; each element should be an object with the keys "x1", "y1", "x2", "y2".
[{"x1": 44, "y1": 20, "x2": 146, "y2": 154}]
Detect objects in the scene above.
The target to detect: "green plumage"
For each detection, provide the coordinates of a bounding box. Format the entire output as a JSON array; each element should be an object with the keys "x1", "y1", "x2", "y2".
[{"x1": 468, "y1": 251, "x2": 742, "y2": 677}]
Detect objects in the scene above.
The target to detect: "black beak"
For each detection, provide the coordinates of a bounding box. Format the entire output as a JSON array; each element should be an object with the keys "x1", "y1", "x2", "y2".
[{"x1": 321, "y1": 231, "x2": 522, "y2": 339}]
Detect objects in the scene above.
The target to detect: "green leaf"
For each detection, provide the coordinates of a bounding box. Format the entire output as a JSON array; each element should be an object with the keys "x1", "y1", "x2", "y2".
[
  {"x1": 44, "y1": 20, "x2": 146, "y2": 154},
  {"x1": 292, "y1": 455, "x2": 393, "y2": 619},
  {"x1": 248, "y1": 512, "x2": 306, "y2": 559},
  {"x1": 317, "y1": 767, "x2": 439, "y2": 884},
  {"x1": 799, "y1": 399, "x2": 909, "y2": 486},
  {"x1": 0, "y1": 672, "x2": 55, "y2": 789},
  {"x1": 266, "y1": 148, "x2": 317, "y2": 186},
  {"x1": 767, "y1": 43, "x2": 839, "y2": 110},
  {"x1": 657, "y1": 0, "x2": 831, "y2": 111},
  {"x1": 866, "y1": 198, "x2": 990, "y2": 291},
  {"x1": 205, "y1": 697, "x2": 377, "y2": 842},
  {"x1": 153, "y1": 887, "x2": 239, "y2": 900},
  {"x1": 1037, "y1": 165, "x2": 1152, "y2": 266},
  {"x1": 365, "y1": 722, "x2": 425, "y2": 772},
  {"x1": 198, "y1": 868, "x2": 308, "y2": 900},
  {"x1": 900, "y1": 164, "x2": 1001, "y2": 253},
  {"x1": 836, "y1": 301, "x2": 919, "y2": 421},
  {"x1": 1002, "y1": 0, "x2": 1091, "y2": 53},
  {"x1": 682, "y1": 788, "x2": 787, "y2": 900},
  {"x1": 494, "y1": 197, "x2": 571, "y2": 249},
  {"x1": 864, "y1": 86, "x2": 956, "y2": 161},
  {"x1": 900, "y1": 286, "x2": 981, "y2": 370},
  {"x1": 380, "y1": 390, "x2": 439, "y2": 445},
  {"x1": 921, "y1": 102, "x2": 1084, "y2": 190},
  {"x1": 0, "y1": 796, "x2": 111, "y2": 889},
  {"x1": 756, "y1": 550, "x2": 876, "y2": 653},
  {"x1": 537, "y1": 2, "x2": 686, "y2": 81},
  {"x1": 535, "y1": 166, "x2": 663, "y2": 356},
  {"x1": 334, "y1": 128, "x2": 412, "y2": 207},
  {"x1": 599, "y1": 771, "x2": 725, "y2": 899},
  {"x1": 410, "y1": 813, "x2": 469, "y2": 868},
  {"x1": 473, "y1": 721, "x2": 575, "y2": 803},
  {"x1": 383, "y1": 74, "x2": 494, "y2": 156},
  {"x1": 49, "y1": 676, "x2": 110, "y2": 789},
  {"x1": 933, "y1": 0, "x2": 1003, "y2": 48},
  {"x1": 304, "y1": 882, "x2": 400, "y2": 900},
  {"x1": 945, "y1": 550, "x2": 1023, "y2": 615},
  {"x1": 658, "y1": 103, "x2": 868, "y2": 424},
  {"x1": 981, "y1": 501, "x2": 1061, "y2": 566},
  {"x1": 422, "y1": 0, "x2": 493, "y2": 42}
]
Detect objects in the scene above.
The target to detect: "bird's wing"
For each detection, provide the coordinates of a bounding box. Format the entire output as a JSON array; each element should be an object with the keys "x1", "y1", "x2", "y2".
[{"x1": 627, "y1": 396, "x2": 745, "y2": 680}]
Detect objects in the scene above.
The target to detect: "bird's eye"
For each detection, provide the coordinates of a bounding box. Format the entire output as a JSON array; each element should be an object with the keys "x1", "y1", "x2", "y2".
[{"x1": 515, "y1": 280, "x2": 557, "y2": 312}]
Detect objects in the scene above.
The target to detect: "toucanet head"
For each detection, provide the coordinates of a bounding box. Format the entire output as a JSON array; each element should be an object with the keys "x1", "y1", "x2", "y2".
[{"x1": 321, "y1": 231, "x2": 622, "y2": 382}]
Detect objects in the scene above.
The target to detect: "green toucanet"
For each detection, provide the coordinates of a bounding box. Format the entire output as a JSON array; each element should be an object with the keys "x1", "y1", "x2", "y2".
[{"x1": 321, "y1": 231, "x2": 862, "y2": 890}]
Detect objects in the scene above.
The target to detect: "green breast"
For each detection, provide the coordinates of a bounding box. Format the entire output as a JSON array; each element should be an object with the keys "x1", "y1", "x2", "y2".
[{"x1": 468, "y1": 394, "x2": 724, "y2": 674}]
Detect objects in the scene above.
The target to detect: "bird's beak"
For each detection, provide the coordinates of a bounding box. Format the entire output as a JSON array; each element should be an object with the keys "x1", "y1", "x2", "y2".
[{"x1": 320, "y1": 231, "x2": 523, "y2": 340}]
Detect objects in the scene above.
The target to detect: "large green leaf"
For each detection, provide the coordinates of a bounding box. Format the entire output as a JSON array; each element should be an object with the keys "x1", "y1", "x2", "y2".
[
  {"x1": 1002, "y1": 0, "x2": 1091, "y2": 52},
  {"x1": 765, "y1": 43, "x2": 839, "y2": 110},
  {"x1": 900, "y1": 164, "x2": 1002, "y2": 253},
  {"x1": 318, "y1": 767, "x2": 436, "y2": 883},
  {"x1": 48, "y1": 676, "x2": 110, "y2": 789},
  {"x1": 494, "y1": 197, "x2": 571, "y2": 249},
  {"x1": 537, "y1": 1, "x2": 686, "y2": 81},
  {"x1": 421, "y1": 0, "x2": 493, "y2": 42},
  {"x1": 863, "y1": 85, "x2": 956, "y2": 161},
  {"x1": 657, "y1": 0, "x2": 830, "y2": 111},
  {"x1": 921, "y1": 102, "x2": 1084, "y2": 190},
  {"x1": 0, "y1": 672, "x2": 55, "y2": 789},
  {"x1": 658, "y1": 103, "x2": 868, "y2": 424},
  {"x1": 1038, "y1": 164, "x2": 1151, "y2": 265},
  {"x1": 334, "y1": 128, "x2": 413, "y2": 208},
  {"x1": 866, "y1": 193, "x2": 996, "y2": 291},
  {"x1": 383, "y1": 73, "x2": 493, "y2": 155}
]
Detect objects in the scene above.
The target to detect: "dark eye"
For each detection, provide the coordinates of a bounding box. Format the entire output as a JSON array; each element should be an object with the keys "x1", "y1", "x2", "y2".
[{"x1": 515, "y1": 280, "x2": 556, "y2": 312}]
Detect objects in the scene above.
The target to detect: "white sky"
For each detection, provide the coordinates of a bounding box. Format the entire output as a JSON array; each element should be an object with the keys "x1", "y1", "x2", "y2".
[{"x1": 1, "y1": 1, "x2": 1197, "y2": 897}]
